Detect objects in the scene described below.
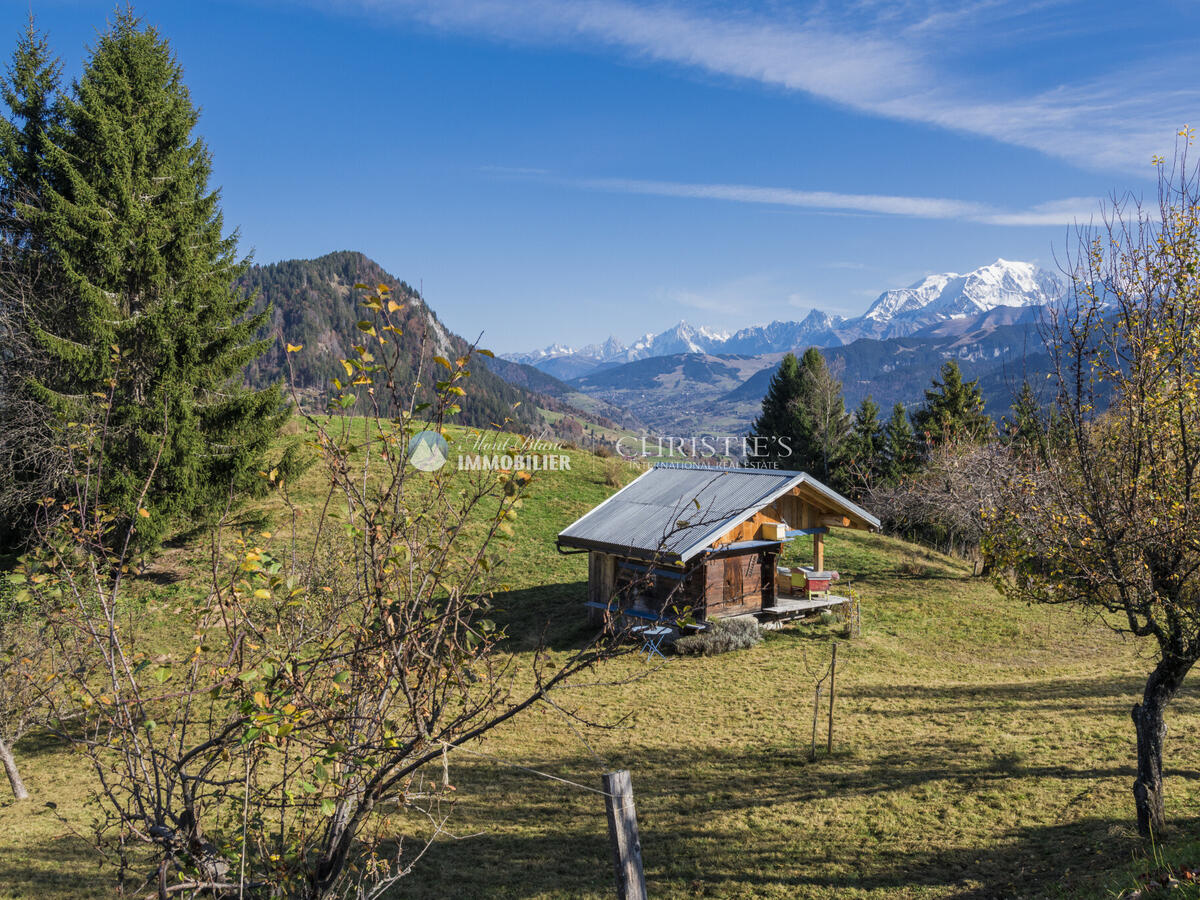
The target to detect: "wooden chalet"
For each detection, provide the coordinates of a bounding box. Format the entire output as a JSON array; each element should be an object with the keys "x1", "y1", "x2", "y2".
[{"x1": 557, "y1": 463, "x2": 880, "y2": 625}]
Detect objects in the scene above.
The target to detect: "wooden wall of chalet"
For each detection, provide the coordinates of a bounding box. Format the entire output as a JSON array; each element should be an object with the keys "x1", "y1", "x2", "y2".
[
  {"x1": 587, "y1": 551, "x2": 615, "y2": 624},
  {"x1": 711, "y1": 483, "x2": 859, "y2": 549},
  {"x1": 773, "y1": 483, "x2": 855, "y2": 530},
  {"x1": 713, "y1": 510, "x2": 777, "y2": 546},
  {"x1": 586, "y1": 551, "x2": 707, "y2": 624},
  {"x1": 703, "y1": 549, "x2": 773, "y2": 619}
]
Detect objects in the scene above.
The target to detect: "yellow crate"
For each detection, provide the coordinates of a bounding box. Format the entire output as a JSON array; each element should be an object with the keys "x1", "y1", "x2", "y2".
[{"x1": 761, "y1": 521, "x2": 787, "y2": 542}]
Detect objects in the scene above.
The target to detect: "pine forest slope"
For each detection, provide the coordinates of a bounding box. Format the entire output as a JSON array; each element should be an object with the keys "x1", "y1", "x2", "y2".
[{"x1": 238, "y1": 252, "x2": 629, "y2": 435}]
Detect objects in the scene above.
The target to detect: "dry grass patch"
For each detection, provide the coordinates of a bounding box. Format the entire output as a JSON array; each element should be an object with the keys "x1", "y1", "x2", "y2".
[{"x1": 2, "y1": 432, "x2": 1198, "y2": 898}]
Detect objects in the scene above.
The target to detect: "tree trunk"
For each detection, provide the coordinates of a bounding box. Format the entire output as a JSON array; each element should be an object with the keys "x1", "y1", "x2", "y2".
[
  {"x1": 1131, "y1": 655, "x2": 1193, "y2": 837},
  {"x1": 0, "y1": 734, "x2": 29, "y2": 801}
]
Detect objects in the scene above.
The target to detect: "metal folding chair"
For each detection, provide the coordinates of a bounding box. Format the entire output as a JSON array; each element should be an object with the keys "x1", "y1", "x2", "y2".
[{"x1": 632, "y1": 624, "x2": 672, "y2": 660}]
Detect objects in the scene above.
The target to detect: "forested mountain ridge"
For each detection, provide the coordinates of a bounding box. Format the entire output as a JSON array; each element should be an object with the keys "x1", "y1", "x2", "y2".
[{"x1": 238, "y1": 251, "x2": 620, "y2": 434}]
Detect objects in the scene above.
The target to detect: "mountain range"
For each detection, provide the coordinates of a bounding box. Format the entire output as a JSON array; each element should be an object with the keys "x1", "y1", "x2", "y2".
[
  {"x1": 505, "y1": 259, "x2": 1064, "y2": 379},
  {"x1": 564, "y1": 303, "x2": 1055, "y2": 437},
  {"x1": 240, "y1": 253, "x2": 1070, "y2": 444}
]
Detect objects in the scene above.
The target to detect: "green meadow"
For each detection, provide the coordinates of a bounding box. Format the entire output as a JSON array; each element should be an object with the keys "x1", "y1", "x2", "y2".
[{"x1": 1, "y1": 426, "x2": 1197, "y2": 899}]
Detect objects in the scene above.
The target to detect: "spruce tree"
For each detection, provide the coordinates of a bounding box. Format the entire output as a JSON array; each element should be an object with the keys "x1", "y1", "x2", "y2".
[
  {"x1": 911, "y1": 360, "x2": 991, "y2": 447},
  {"x1": 792, "y1": 347, "x2": 850, "y2": 484},
  {"x1": 25, "y1": 13, "x2": 286, "y2": 549},
  {"x1": 0, "y1": 17, "x2": 60, "y2": 232},
  {"x1": 1007, "y1": 381, "x2": 1043, "y2": 447},
  {"x1": 842, "y1": 395, "x2": 884, "y2": 491},
  {"x1": 749, "y1": 351, "x2": 803, "y2": 464},
  {"x1": 882, "y1": 402, "x2": 918, "y2": 483},
  {"x1": 0, "y1": 19, "x2": 64, "y2": 545}
]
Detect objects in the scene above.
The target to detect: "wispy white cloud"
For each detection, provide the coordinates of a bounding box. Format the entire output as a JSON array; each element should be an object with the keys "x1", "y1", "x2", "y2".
[
  {"x1": 975, "y1": 196, "x2": 1099, "y2": 227},
  {"x1": 656, "y1": 272, "x2": 779, "y2": 315},
  {"x1": 555, "y1": 173, "x2": 1098, "y2": 226},
  {"x1": 307, "y1": 0, "x2": 1199, "y2": 173}
]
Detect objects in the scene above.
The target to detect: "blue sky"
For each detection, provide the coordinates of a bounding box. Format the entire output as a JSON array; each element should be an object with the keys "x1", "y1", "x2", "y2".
[{"x1": 6, "y1": 1, "x2": 1199, "y2": 352}]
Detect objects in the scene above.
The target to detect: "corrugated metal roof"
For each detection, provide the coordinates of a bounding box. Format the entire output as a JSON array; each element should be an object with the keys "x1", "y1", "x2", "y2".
[{"x1": 557, "y1": 463, "x2": 877, "y2": 562}]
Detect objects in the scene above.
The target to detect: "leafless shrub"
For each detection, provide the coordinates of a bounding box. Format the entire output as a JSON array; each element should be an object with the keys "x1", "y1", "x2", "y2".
[
  {"x1": 602, "y1": 458, "x2": 626, "y2": 488},
  {"x1": 867, "y1": 439, "x2": 1011, "y2": 566},
  {"x1": 22, "y1": 283, "x2": 628, "y2": 899}
]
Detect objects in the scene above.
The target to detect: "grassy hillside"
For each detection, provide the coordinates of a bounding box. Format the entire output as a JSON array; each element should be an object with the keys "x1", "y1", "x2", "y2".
[{"x1": 1, "y1": 430, "x2": 1197, "y2": 899}]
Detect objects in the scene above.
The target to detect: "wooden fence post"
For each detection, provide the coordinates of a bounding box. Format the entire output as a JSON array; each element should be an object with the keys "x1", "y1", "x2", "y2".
[
  {"x1": 602, "y1": 770, "x2": 647, "y2": 900},
  {"x1": 827, "y1": 642, "x2": 838, "y2": 754},
  {"x1": 810, "y1": 685, "x2": 822, "y2": 761}
]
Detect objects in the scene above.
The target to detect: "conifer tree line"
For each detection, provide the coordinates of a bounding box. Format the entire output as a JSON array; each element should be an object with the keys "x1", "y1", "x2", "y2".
[
  {"x1": 0, "y1": 13, "x2": 288, "y2": 552},
  {"x1": 750, "y1": 349, "x2": 998, "y2": 490},
  {"x1": 749, "y1": 346, "x2": 1038, "y2": 554}
]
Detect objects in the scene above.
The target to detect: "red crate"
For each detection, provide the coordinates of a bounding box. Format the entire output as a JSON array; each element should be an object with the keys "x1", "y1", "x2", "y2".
[{"x1": 804, "y1": 571, "x2": 838, "y2": 593}]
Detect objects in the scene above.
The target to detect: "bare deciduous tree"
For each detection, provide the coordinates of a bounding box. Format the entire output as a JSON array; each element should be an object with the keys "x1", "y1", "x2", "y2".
[
  {"x1": 867, "y1": 438, "x2": 1008, "y2": 567},
  {"x1": 24, "y1": 284, "x2": 628, "y2": 898},
  {"x1": 986, "y1": 133, "x2": 1200, "y2": 836},
  {"x1": 0, "y1": 204, "x2": 68, "y2": 542},
  {"x1": 0, "y1": 592, "x2": 47, "y2": 800}
]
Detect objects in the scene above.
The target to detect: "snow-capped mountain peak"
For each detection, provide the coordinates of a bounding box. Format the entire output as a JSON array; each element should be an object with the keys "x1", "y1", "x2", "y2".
[
  {"x1": 517, "y1": 342, "x2": 576, "y2": 361},
  {"x1": 862, "y1": 259, "x2": 1061, "y2": 333},
  {"x1": 502, "y1": 259, "x2": 1066, "y2": 375}
]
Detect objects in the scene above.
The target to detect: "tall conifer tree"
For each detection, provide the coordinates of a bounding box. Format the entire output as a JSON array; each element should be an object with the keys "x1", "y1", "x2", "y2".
[
  {"x1": 0, "y1": 19, "x2": 64, "y2": 544},
  {"x1": 882, "y1": 402, "x2": 918, "y2": 483},
  {"x1": 912, "y1": 360, "x2": 991, "y2": 447},
  {"x1": 843, "y1": 395, "x2": 884, "y2": 491},
  {"x1": 22, "y1": 13, "x2": 286, "y2": 548},
  {"x1": 792, "y1": 347, "x2": 850, "y2": 484},
  {"x1": 749, "y1": 351, "x2": 803, "y2": 464},
  {"x1": 0, "y1": 17, "x2": 59, "y2": 231}
]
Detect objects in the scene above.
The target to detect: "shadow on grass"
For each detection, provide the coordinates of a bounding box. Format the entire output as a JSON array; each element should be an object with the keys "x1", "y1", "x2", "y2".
[
  {"x1": 8, "y1": 686, "x2": 1195, "y2": 899},
  {"x1": 851, "y1": 675, "x2": 1155, "y2": 713},
  {"x1": 489, "y1": 581, "x2": 598, "y2": 651},
  {"x1": 137, "y1": 568, "x2": 184, "y2": 586},
  {"x1": 848, "y1": 676, "x2": 1200, "y2": 741},
  {"x1": 385, "y1": 738, "x2": 1195, "y2": 899},
  {"x1": 0, "y1": 829, "x2": 112, "y2": 898}
]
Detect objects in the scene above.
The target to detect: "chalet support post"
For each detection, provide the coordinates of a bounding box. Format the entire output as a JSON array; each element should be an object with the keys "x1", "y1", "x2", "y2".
[
  {"x1": 602, "y1": 770, "x2": 647, "y2": 900},
  {"x1": 827, "y1": 643, "x2": 837, "y2": 754},
  {"x1": 813, "y1": 531, "x2": 824, "y2": 572}
]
